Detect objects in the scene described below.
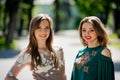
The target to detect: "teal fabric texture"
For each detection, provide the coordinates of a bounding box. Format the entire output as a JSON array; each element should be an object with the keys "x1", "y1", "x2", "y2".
[{"x1": 71, "y1": 46, "x2": 115, "y2": 80}]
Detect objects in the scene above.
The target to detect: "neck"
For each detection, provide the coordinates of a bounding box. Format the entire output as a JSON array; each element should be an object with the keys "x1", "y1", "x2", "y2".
[
  {"x1": 87, "y1": 41, "x2": 100, "y2": 48},
  {"x1": 87, "y1": 44, "x2": 100, "y2": 48},
  {"x1": 38, "y1": 45, "x2": 48, "y2": 53},
  {"x1": 37, "y1": 41, "x2": 47, "y2": 49}
]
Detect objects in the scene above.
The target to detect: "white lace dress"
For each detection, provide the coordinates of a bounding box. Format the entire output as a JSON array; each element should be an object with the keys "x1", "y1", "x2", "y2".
[{"x1": 7, "y1": 46, "x2": 66, "y2": 80}]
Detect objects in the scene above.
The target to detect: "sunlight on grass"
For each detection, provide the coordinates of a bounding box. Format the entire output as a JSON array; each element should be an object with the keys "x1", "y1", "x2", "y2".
[
  {"x1": 109, "y1": 33, "x2": 118, "y2": 39},
  {"x1": 0, "y1": 36, "x2": 16, "y2": 49},
  {"x1": 110, "y1": 43, "x2": 120, "y2": 49},
  {"x1": 109, "y1": 33, "x2": 120, "y2": 49}
]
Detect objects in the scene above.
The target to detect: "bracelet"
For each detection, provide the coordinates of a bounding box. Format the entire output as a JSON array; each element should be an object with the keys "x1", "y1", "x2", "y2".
[{"x1": 7, "y1": 71, "x2": 14, "y2": 77}]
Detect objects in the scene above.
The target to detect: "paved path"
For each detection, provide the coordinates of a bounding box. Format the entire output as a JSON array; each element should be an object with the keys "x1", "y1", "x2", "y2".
[{"x1": 0, "y1": 30, "x2": 120, "y2": 80}]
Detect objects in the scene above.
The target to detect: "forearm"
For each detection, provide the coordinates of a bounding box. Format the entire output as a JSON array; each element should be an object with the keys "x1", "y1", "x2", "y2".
[
  {"x1": 5, "y1": 68, "x2": 19, "y2": 80},
  {"x1": 5, "y1": 76, "x2": 18, "y2": 80}
]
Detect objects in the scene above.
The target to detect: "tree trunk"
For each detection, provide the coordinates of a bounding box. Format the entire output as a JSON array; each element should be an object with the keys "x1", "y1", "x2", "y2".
[
  {"x1": 113, "y1": 8, "x2": 120, "y2": 32},
  {"x1": 54, "y1": 0, "x2": 60, "y2": 33},
  {"x1": 18, "y1": 18, "x2": 24, "y2": 36},
  {"x1": 6, "y1": 13, "x2": 17, "y2": 44},
  {"x1": 5, "y1": 0, "x2": 21, "y2": 44}
]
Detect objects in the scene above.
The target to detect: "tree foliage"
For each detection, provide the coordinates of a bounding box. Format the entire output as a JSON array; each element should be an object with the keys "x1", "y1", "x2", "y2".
[
  {"x1": 74, "y1": 0, "x2": 120, "y2": 38},
  {"x1": 74, "y1": 0, "x2": 113, "y2": 24},
  {"x1": 0, "y1": 0, "x2": 34, "y2": 44}
]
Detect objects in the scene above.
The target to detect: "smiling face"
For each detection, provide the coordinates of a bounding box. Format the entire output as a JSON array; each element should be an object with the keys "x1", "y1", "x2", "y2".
[
  {"x1": 34, "y1": 20, "x2": 50, "y2": 43},
  {"x1": 79, "y1": 16, "x2": 109, "y2": 47},
  {"x1": 81, "y1": 22, "x2": 98, "y2": 46}
]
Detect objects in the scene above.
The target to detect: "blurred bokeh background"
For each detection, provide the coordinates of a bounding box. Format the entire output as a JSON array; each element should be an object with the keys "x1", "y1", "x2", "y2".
[
  {"x1": 0, "y1": 0, "x2": 120, "y2": 80},
  {"x1": 0, "y1": 0, "x2": 120, "y2": 45}
]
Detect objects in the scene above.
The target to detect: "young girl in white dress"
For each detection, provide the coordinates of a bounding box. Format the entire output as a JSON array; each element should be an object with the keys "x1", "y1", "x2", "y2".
[{"x1": 5, "y1": 14, "x2": 66, "y2": 80}]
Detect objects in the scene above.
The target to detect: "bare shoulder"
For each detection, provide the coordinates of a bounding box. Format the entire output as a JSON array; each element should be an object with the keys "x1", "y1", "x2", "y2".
[
  {"x1": 53, "y1": 44, "x2": 63, "y2": 51},
  {"x1": 101, "y1": 48, "x2": 111, "y2": 57}
]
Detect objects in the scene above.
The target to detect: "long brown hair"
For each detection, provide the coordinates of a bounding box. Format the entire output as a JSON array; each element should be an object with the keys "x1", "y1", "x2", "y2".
[
  {"x1": 25, "y1": 14, "x2": 59, "y2": 70},
  {"x1": 78, "y1": 16, "x2": 109, "y2": 47}
]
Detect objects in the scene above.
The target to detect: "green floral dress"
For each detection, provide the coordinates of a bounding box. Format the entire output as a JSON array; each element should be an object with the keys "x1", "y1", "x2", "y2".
[{"x1": 71, "y1": 46, "x2": 115, "y2": 80}]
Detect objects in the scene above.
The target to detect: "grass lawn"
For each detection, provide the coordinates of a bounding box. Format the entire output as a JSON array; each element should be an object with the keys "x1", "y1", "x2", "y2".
[
  {"x1": 109, "y1": 33, "x2": 120, "y2": 49},
  {"x1": 0, "y1": 36, "x2": 16, "y2": 50}
]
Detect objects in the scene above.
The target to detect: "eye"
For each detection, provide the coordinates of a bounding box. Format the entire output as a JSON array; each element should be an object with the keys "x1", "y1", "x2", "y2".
[
  {"x1": 45, "y1": 26, "x2": 50, "y2": 29},
  {"x1": 82, "y1": 29, "x2": 86, "y2": 32},
  {"x1": 44, "y1": 26, "x2": 50, "y2": 30},
  {"x1": 90, "y1": 29, "x2": 95, "y2": 32}
]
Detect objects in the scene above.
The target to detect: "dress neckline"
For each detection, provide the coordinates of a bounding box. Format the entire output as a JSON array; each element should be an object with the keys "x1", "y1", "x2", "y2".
[{"x1": 86, "y1": 45, "x2": 101, "y2": 50}]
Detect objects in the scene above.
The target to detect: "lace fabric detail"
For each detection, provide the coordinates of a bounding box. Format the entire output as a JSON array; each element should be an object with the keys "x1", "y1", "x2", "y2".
[
  {"x1": 7, "y1": 46, "x2": 65, "y2": 80},
  {"x1": 33, "y1": 46, "x2": 65, "y2": 80}
]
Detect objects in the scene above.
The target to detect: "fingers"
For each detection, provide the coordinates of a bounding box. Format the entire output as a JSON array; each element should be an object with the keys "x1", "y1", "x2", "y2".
[{"x1": 32, "y1": 73, "x2": 40, "y2": 80}]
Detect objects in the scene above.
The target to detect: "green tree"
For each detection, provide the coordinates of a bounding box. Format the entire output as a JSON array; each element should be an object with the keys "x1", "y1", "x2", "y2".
[
  {"x1": 2, "y1": 0, "x2": 34, "y2": 44},
  {"x1": 4, "y1": 0, "x2": 21, "y2": 44},
  {"x1": 53, "y1": 0, "x2": 71, "y2": 32},
  {"x1": 112, "y1": 0, "x2": 120, "y2": 34},
  {"x1": 74, "y1": 0, "x2": 112, "y2": 24},
  {"x1": 75, "y1": 0, "x2": 120, "y2": 38},
  {"x1": 53, "y1": 0, "x2": 60, "y2": 32},
  {"x1": 17, "y1": 0, "x2": 34, "y2": 36}
]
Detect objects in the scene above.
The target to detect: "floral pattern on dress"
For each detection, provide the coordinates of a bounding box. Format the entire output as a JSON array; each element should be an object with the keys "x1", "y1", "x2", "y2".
[
  {"x1": 75, "y1": 52, "x2": 90, "y2": 69},
  {"x1": 7, "y1": 46, "x2": 65, "y2": 80},
  {"x1": 34, "y1": 46, "x2": 65, "y2": 80},
  {"x1": 92, "y1": 51, "x2": 97, "y2": 56}
]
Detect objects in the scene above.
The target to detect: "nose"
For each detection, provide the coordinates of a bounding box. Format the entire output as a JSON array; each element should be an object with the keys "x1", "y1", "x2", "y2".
[
  {"x1": 39, "y1": 29, "x2": 46, "y2": 32},
  {"x1": 86, "y1": 31, "x2": 90, "y2": 35}
]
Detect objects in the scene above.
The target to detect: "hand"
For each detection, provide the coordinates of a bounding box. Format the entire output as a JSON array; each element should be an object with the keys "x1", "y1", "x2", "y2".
[
  {"x1": 5, "y1": 76, "x2": 18, "y2": 80},
  {"x1": 32, "y1": 73, "x2": 45, "y2": 80},
  {"x1": 61, "y1": 75, "x2": 67, "y2": 80},
  {"x1": 32, "y1": 73, "x2": 39, "y2": 80}
]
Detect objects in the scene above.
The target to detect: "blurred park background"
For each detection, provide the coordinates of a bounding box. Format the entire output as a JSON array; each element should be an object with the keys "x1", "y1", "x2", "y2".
[
  {"x1": 0, "y1": 0, "x2": 120, "y2": 48},
  {"x1": 0, "y1": 0, "x2": 120, "y2": 46},
  {"x1": 0, "y1": 0, "x2": 120, "y2": 80}
]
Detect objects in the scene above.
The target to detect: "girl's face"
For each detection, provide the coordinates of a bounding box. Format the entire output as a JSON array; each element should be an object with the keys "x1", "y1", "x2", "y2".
[
  {"x1": 34, "y1": 19, "x2": 50, "y2": 43},
  {"x1": 81, "y1": 22, "x2": 98, "y2": 44}
]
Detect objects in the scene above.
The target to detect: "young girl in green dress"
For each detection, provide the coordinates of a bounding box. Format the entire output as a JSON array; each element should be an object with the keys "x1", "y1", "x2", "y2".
[{"x1": 71, "y1": 16, "x2": 115, "y2": 80}]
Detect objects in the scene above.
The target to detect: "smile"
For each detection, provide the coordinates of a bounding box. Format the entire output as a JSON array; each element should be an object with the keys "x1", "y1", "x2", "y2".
[{"x1": 85, "y1": 36, "x2": 91, "y2": 40}]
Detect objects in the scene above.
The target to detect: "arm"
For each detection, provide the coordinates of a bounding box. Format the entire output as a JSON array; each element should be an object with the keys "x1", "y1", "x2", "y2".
[
  {"x1": 5, "y1": 61, "x2": 27, "y2": 80},
  {"x1": 58, "y1": 47, "x2": 66, "y2": 80},
  {"x1": 101, "y1": 48, "x2": 111, "y2": 57},
  {"x1": 98, "y1": 48, "x2": 115, "y2": 80},
  {"x1": 5, "y1": 51, "x2": 31, "y2": 80},
  {"x1": 60, "y1": 49, "x2": 66, "y2": 80}
]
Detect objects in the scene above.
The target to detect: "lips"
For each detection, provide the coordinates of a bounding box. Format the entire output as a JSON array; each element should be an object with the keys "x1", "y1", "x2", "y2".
[
  {"x1": 85, "y1": 36, "x2": 91, "y2": 40},
  {"x1": 40, "y1": 35, "x2": 46, "y2": 38}
]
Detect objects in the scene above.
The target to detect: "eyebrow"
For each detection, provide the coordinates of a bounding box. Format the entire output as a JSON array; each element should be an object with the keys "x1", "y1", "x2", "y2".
[
  {"x1": 39, "y1": 25, "x2": 49, "y2": 28},
  {"x1": 89, "y1": 27, "x2": 94, "y2": 29},
  {"x1": 82, "y1": 27, "x2": 94, "y2": 29}
]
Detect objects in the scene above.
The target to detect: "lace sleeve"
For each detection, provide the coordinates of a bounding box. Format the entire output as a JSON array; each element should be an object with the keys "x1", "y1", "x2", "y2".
[
  {"x1": 16, "y1": 53, "x2": 31, "y2": 67},
  {"x1": 55, "y1": 46, "x2": 66, "y2": 80},
  {"x1": 5, "y1": 53, "x2": 31, "y2": 79},
  {"x1": 55, "y1": 46, "x2": 65, "y2": 66}
]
